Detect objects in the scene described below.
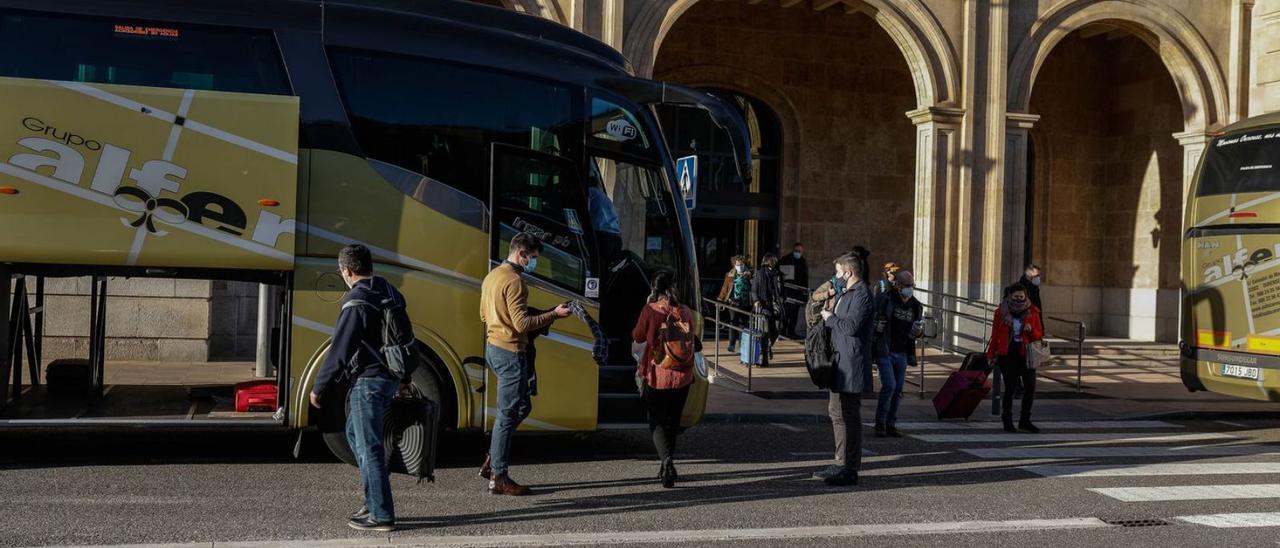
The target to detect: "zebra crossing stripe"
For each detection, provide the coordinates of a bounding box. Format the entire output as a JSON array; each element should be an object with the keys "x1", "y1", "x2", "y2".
[
  {"x1": 1177, "y1": 512, "x2": 1280, "y2": 528},
  {"x1": 961, "y1": 446, "x2": 1280, "y2": 458},
  {"x1": 1091, "y1": 484, "x2": 1280, "y2": 502},
  {"x1": 884, "y1": 420, "x2": 1181, "y2": 430},
  {"x1": 912, "y1": 432, "x2": 1236, "y2": 443},
  {"x1": 1022, "y1": 463, "x2": 1280, "y2": 477}
]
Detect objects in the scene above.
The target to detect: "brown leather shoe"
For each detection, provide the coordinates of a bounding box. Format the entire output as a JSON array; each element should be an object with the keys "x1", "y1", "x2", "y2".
[
  {"x1": 478, "y1": 454, "x2": 492, "y2": 480},
  {"x1": 489, "y1": 473, "x2": 531, "y2": 496}
]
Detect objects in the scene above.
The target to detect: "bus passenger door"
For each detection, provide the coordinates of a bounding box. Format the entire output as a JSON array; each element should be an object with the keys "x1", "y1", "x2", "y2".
[{"x1": 484, "y1": 144, "x2": 601, "y2": 432}]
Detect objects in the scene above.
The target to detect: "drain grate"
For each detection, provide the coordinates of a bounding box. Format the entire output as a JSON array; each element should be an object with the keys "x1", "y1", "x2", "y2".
[{"x1": 1102, "y1": 518, "x2": 1172, "y2": 528}]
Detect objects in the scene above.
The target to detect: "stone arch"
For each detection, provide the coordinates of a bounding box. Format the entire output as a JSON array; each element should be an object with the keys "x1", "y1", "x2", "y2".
[
  {"x1": 627, "y1": 0, "x2": 959, "y2": 108},
  {"x1": 652, "y1": 64, "x2": 805, "y2": 242},
  {"x1": 1008, "y1": 0, "x2": 1229, "y2": 131}
]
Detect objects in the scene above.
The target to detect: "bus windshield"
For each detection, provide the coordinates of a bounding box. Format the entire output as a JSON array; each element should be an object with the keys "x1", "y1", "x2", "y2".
[{"x1": 1196, "y1": 128, "x2": 1280, "y2": 197}]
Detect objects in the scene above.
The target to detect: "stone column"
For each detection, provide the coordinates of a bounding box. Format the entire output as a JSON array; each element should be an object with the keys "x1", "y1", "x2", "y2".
[
  {"x1": 580, "y1": 0, "x2": 626, "y2": 51},
  {"x1": 1002, "y1": 112, "x2": 1040, "y2": 289},
  {"x1": 906, "y1": 106, "x2": 965, "y2": 296},
  {"x1": 1174, "y1": 130, "x2": 1214, "y2": 219}
]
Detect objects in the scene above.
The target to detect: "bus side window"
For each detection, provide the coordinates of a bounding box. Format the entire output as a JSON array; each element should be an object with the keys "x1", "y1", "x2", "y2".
[
  {"x1": 0, "y1": 11, "x2": 289, "y2": 95},
  {"x1": 491, "y1": 146, "x2": 594, "y2": 294},
  {"x1": 327, "y1": 49, "x2": 578, "y2": 204}
]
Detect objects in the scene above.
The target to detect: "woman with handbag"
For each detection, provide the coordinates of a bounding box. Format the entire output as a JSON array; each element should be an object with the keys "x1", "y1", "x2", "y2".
[
  {"x1": 632, "y1": 271, "x2": 701, "y2": 488},
  {"x1": 985, "y1": 283, "x2": 1045, "y2": 433}
]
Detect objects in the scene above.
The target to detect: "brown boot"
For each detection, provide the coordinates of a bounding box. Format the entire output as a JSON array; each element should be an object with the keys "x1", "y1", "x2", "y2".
[
  {"x1": 478, "y1": 454, "x2": 492, "y2": 480},
  {"x1": 489, "y1": 473, "x2": 531, "y2": 496}
]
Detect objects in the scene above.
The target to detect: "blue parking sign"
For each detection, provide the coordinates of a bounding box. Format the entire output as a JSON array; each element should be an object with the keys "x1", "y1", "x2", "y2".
[{"x1": 676, "y1": 155, "x2": 697, "y2": 210}]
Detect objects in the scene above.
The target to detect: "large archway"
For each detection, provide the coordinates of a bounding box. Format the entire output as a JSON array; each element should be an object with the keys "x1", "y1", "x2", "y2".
[
  {"x1": 1025, "y1": 24, "x2": 1186, "y2": 342},
  {"x1": 654, "y1": 0, "x2": 924, "y2": 293}
]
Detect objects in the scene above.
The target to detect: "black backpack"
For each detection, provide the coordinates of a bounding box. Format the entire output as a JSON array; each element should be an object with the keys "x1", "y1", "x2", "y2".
[
  {"x1": 804, "y1": 324, "x2": 835, "y2": 389},
  {"x1": 343, "y1": 293, "x2": 416, "y2": 379}
]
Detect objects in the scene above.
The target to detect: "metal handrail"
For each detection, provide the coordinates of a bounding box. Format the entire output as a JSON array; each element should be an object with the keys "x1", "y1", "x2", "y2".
[{"x1": 700, "y1": 297, "x2": 769, "y2": 393}]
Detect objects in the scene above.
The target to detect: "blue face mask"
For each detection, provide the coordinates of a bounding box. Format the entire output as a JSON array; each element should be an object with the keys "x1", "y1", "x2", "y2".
[
  {"x1": 793, "y1": 251, "x2": 802, "y2": 259},
  {"x1": 524, "y1": 257, "x2": 538, "y2": 273}
]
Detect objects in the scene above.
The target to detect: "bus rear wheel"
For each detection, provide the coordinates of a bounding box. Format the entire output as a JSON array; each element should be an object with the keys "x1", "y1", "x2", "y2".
[{"x1": 321, "y1": 361, "x2": 447, "y2": 467}]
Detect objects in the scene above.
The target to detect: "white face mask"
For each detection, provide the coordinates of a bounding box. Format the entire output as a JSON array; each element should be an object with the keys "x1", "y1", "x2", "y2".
[
  {"x1": 1030, "y1": 276, "x2": 1041, "y2": 286},
  {"x1": 793, "y1": 251, "x2": 802, "y2": 259},
  {"x1": 735, "y1": 264, "x2": 746, "y2": 274}
]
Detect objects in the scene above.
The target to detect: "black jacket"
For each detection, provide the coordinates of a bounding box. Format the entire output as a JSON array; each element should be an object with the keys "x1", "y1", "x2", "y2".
[
  {"x1": 778, "y1": 253, "x2": 809, "y2": 289},
  {"x1": 751, "y1": 265, "x2": 783, "y2": 313},
  {"x1": 824, "y1": 280, "x2": 874, "y2": 394},
  {"x1": 1018, "y1": 275, "x2": 1043, "y2": 311},
  {"x1": 313, "y1": 276, "x2": 412, "y2": 395},
  {"x1": 875, "y1": 290, "x2": 923, "y2": 355}
]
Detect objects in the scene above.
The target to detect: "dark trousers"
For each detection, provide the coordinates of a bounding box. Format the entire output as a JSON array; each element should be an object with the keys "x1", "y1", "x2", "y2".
[
  {"x1": 644, "y1": 384, "x2": 691, "y2": 463},
  {"x1": 998, "y1": 352, "x2": 1037, "y2": 422},
  {"x1": 726, "y1": 310, "x2": 747, "y2": 351},
  {"x1": 828, "y1": 391, "x2": 862, "y2": 470}
]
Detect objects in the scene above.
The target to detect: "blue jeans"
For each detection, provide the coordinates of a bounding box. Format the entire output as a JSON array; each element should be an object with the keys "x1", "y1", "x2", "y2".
[
  {"x1": 487, "y1": 344, "x2": 532, "y2": 477},
  {"x1": 346, "y1": 374, "x2": 400, "y2": 523},
  {"x1": 875, "y1": 351, "x2": 909, "y2": 426}
]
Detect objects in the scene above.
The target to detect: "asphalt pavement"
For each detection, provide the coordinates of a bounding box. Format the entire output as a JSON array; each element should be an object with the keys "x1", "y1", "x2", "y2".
[{"x1": 5, "y1": 415, "x2": 1280, "y2": 547}]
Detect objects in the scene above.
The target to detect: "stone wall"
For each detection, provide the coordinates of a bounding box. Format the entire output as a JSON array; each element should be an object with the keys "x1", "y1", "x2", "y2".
[
  {"x1": 1030, "y1": 32, "x2": 1183, "y2": 341},
  {"x1": 654, "y1": 2, "x2": 918, "y2": 287},
  {"x1": 12, "y1": 277, "x2": 260, "y2": 363},
  {"x1": 31, "y1": 278, "x2": 212, "y2": 362}
]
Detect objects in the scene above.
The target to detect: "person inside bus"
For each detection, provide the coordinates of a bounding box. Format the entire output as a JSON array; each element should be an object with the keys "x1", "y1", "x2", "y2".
[
  {"x1": 717, "y1": 255, "x2": 753, "y2": 355},
  {"x1": 986, "y1": 283, "x2": 1044, "y2": 433},
  {"x1": 478, "y1": 233, "x2": 572, "y2": 495},
  {"x1": 815, "y1": 253, "x2": 874, "y2": 486},
  {"x1": 631, "y1": 271, "x2": 701, "y2": 488},
  {"x1": 309, "y1": 244, "x2": 415, "y2": 532}
]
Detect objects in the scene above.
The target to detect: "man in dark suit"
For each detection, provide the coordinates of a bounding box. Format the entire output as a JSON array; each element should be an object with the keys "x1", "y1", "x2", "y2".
[{"x1": 813, "y1": 253, "x2": 874, "y2": 487}]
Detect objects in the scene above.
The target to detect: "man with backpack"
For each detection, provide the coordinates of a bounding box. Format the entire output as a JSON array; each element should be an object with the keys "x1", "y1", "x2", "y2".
[{"x1": 310, "y1": 244, "x2": 417, "y2": 532}]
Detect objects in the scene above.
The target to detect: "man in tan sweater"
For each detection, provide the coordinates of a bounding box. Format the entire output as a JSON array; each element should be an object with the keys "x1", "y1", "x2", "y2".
[{"x1": 478, "y1": 233, "x2": 570, "y2": 495}]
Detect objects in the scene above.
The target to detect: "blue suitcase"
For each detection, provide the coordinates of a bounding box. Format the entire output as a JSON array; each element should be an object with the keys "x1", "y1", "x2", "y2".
[{"x1": 739, "y1": 331, "x2": 761, "y2": 364}]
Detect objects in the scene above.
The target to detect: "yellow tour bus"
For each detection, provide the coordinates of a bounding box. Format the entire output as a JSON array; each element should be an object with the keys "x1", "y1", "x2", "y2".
[
  {"x1": 1182, "y1": 110, "x2": 1280, "y2": 401},
  {"x1": 0, "y1": 0, "x2": 752, "y2": 463}
]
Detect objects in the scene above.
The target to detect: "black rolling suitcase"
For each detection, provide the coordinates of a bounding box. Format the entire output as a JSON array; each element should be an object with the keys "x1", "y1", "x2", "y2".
[
  {"x1": 384, "y1": 397, "x2": 439, "y2": 483},
  {"x1": 45, "y1": 358, "x2": 93, "y2": 398}
]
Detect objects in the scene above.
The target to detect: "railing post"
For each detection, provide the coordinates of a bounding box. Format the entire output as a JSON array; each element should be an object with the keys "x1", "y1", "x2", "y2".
[
  {"x1": 1076, "y1": 322, "x2": 1084, "y2": 391},
  {"x1": 713, "y1": 301, "x2": 721, "y2": 382}
]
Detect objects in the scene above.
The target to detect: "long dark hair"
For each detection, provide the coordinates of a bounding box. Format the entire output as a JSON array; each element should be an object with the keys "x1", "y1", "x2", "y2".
[{"x1": 649, "y1": 270, "x2": 680, "y2": 306}]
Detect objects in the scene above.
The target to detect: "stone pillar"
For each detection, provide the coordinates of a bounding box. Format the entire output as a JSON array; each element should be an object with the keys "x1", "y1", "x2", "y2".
[
  {"x1": 1174, "y1": 130, "x2": 1214, "y2": 218},
  {"x1": 907, "y1": 106, "x2": 965, "y2": 296},
  {"x1": 579, "y1": 0, "x2": 626, "y2": 51},
  {"x1": 1230, "y1": 0, "x2": 1256, "y2": 123},
  {"x1": 1002, "y1": 112, "x2": 1040, "y2": 288}
]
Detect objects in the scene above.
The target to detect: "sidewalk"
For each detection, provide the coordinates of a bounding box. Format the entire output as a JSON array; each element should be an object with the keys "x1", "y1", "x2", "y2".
[{"x1": 702, "y1": 338, "x2": 1280, "y2": 423}]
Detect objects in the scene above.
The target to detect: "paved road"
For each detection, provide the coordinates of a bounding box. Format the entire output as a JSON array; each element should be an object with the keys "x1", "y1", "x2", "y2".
[{"x1": 4, "y1": 417, "x2": 1280, "y2": 547}]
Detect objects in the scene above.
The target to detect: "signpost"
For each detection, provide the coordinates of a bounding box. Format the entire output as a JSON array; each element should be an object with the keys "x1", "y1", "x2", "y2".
[{"x1": 676, "y1": 155, "x2": 697, "y2": 210}]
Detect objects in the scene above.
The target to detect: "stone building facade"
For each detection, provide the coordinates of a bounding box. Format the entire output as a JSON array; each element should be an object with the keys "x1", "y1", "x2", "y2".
[{"x1": 485, "y1": 0, "x2": 1280, "y2": 342}]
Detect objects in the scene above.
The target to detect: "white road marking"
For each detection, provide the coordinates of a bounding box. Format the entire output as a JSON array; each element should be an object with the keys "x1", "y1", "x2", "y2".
[
  {"x1": 913, "y1": 432, "x2": 1238, "y2": 443},
  {"x1": 772, "y1": 422, "x2": 804, "y2": 432},
  {"x1": 962, "y1": 446, "x2": 1280, "y2": 458},
  {"x1": 884, "y1": 420, "x2": 1180, "y2": 430},
  {"x1": 1218, "y1": 420, "x2": 1250, "y2": 428},
  {"x1": 85, "y1": 518, "x2": 1113, "y2": 547},
  {"x1": 1023, "y1": 463, "x2": 1280, "y2": 477},
  {"x1": 789, "y1": 449, "x2": 876, "y2": 457},
  {"x1": 1177, "y1": 512, "x2": 1280, "y2": 528},
  {"x1": 1091, "y1": 483, "x2": 1280, "y2": 502}
]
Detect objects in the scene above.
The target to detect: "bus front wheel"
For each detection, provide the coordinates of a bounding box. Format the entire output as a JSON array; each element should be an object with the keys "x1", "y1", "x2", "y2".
[{"x1": 321, "y1": 361, "x2": 447, "y2": 467}]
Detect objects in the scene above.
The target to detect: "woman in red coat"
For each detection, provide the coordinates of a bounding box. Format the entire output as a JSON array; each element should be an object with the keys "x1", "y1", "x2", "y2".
[
  {"x1": 986, "y1": 283, "x2": 1044, "y2": 433},
  {"x1": 632, "y1": 271, "x2": 701, "y2": 488}
]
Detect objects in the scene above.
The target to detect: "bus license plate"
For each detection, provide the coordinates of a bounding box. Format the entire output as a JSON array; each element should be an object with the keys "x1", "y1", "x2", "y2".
[{"x1": 1221, "y1": 364, "x2": 1260, "y2": 380}]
